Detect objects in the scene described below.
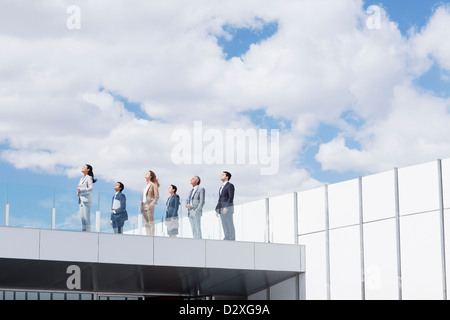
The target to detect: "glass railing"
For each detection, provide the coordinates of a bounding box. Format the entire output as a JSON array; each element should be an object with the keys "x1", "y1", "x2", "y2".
[
  {"x1": 2, "y1": 157, "x2": 450, "y2": 252},
  {"x1": 0, "y1": 181, "x2": 293, "y2": 244}
]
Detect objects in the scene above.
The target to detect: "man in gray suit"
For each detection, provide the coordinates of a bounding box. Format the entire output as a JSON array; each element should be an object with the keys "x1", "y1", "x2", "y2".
[{"x1": 186, "y1": 176, "x2": 205, "y2": 239}]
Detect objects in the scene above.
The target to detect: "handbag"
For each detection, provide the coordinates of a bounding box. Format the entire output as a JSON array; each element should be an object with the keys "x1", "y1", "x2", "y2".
[{"x1": 166, "y1": 218, "x2": 179, "y2": 231}]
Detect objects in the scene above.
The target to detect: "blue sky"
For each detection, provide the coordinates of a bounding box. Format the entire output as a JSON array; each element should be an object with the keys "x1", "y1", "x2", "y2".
[
  {"x1": 1, "y1": 0, "x2": 448, "y2": 187},
  {"x1": 215, "y1": 0, "x2": 450, "y2": 183},
  {"x1": 1, "y1": 0, "x2": 450, "y2": 230}
]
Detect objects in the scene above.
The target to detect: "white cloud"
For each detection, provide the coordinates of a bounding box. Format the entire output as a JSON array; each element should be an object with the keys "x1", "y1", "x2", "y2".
[
  {"x1": 1, "y1": 0, "x2": 450, "y2": 203},
  {"x1": 411, "y1": 5, "x2": 450, "y2": 71},
  {"x1": 316, "y1": 85, "x2": 450, "y2": 173}
]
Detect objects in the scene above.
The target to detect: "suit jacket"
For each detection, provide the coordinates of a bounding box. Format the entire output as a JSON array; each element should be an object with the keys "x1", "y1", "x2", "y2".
[
  {"x1": 78, "y1": 175, "x2": 94, "y2": 204},
  {"x1": 187, "y1": 187, "x2": 205, "y2": 217},
  {"x1": 166, "y1": 194, "x2": 180, "y2": 220},
  {"x1": 111, "y1": 192, "x2": 128, "y2": 225},
  {"x1": 140, "y1": 182, "x2": 160, "y2": 213},
  {"x1": 215, "y1": 182, "x2": 235, "y2": 214}
]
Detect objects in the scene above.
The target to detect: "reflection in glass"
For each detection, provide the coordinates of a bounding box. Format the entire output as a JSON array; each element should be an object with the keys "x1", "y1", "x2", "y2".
[
  {"x1": 441, "y1": 158, "x2": 450, "y2": 209},
  {"x1": 233, "y1": 204, "x2": 243, "y2": 241},
  {"x1": 362, "y1": 170, "x2": 396, "y2": 223},
  {"x1": 269, "y1": 193, "x2": 295, "y2": 244},
  {"x1": 400, "y1": 211, "x2": 443, "y2": 300},
  {"x1": 363, "y1": 219, "x2": 398, "y2": 300},
  {"x1": 0, "y1": 182, "x2": 6, "y2": 227},
  {"x1": 444, "y1": 209, "x2": 450, "y2": 293},
  {"x1": 329, "y1": 226, "x2": 361, "y2": 300},
  {"x1": 7, "y1": 183, "x2": 53, "y2": 229},
  {"x1": 299, "y1": 232, "x2": 327, "y2": 300},
  {"x1": 54, "y1": 186, "x2": 80, "y2": 231},
  {"x1": 298, "y1": 186, "x2": 326, "y2": 235},
  {"x1": 328, "y1": 179, "x2": 359, "y2": 229},
  {"x1": 242, "y1": 199, "x2": 266, "y2": 242},
  {"x1": 398, "y1": 161, "x2": 439, "y2": 216}
]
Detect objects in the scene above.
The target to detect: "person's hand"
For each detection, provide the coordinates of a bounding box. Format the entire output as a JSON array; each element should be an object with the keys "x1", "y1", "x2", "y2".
[
  {"x1": 222, "y1": 208, "x2": 228, "y2": 214},
  {"x1": 110, "y1": 210, "x2": 114, "y2": 214}
]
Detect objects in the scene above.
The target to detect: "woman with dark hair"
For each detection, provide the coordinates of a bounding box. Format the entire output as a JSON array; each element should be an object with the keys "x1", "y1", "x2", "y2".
[
  {"x1": 77, "y1": 164, "x2": 97, "y2": 232},
  {"x1": 140, "y1": 170, "x2": 160, "y2": 236},
  {"x1": 165, "y1": 184, "x2": 180, "y2": 237}
]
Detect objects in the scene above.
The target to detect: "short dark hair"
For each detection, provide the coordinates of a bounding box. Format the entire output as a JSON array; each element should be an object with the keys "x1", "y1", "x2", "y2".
[
  {"x1": 170, "y1": 184, "x2": 178, "y2": 193},
  {"x1": 195, "y1": 176, "x2": 201, "y2": 185},
  {"x1": 117, "y1": 182, "x2": 124, "y2": 192},
  {"x1": 223, "y1": 171, "x2": 232, "y2": 181}
]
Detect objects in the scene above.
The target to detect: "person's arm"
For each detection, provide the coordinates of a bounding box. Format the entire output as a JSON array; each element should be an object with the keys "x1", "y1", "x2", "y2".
[
  {"x1": 196, "y1": 188, "x2": 205, "y2": 212},
  {"x1": 224, "y1": 184, "x2": 234, "y2": 208},
  {"x1": 174, "y1": 195, "x2": 180, "y2": 218},
  {"x1": 222, "y1": 184, "x2": 234, "y2": 214},
  {"x1": 150, "y1": 184, "x2": 160, "y2": 206}
]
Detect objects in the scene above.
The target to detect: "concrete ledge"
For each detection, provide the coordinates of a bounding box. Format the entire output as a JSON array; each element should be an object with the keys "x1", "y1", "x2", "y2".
[
  {"x1": 0, "y1": 226, "x2": 305, "y2": 297},
  {"x1": 39, "y1": 229, "x2": 98, "y2": 263},
  {"x1": 255, "y1": 242, "x2": 302, "y2": 272},
  {"x1": 154, "y1": 237, "x2": 205, "y2": 268},
  {"x1": 206, "y1": 240, "x2": 255, "y2": 270},
  {"x1": 98, "y1": 233, "x2": 154, "y2": 265},
  {"x1": 0, "y1": 227, "x2": 40, "y2": 260}
]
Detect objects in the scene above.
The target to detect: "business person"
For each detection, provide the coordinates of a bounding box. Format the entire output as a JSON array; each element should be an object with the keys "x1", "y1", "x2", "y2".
[
  {"x1": 215, "y1": 171, "x2": 235, "y2": 241},
  {"x1": 140, "y1": 170, "x2": 160, "y2": 236},
  {"x1": 77, "y1": 164, "x2": 97, "y2": 232},
  {"x1": 186, "y1": 176, "x2": 205, "y2": 239},
  {"x1": 165, "y1": 185, "x2": 180, "y2": 237},
  {"x1": 110, "y1": 182, "x2": 128, "y2": 234}
]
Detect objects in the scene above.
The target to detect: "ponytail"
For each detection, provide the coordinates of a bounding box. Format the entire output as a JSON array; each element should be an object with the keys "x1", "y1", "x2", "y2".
[{"x1": 86, "y1": 164, "x2": 97, "y2": 183}]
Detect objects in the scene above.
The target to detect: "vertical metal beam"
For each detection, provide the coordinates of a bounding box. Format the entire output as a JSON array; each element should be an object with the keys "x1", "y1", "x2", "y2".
[
  {"x1": 96, "y1": 192, "x2": 101, "y2": 233},
  {"x1": 51, "y1": 188, "x2": 56, "y2": 229},
  {"x1": 394, "y1": 168, "x2": 403, "y2": 300},
  {"x1": 324, "y1": 184, "x2": 331, "y2": 300},
  {"x1": 51, "y1": 208, "x2": 56, "y2": 230},
  {"x1": 437, "y1": 159, "x2": 447, "y2": 300},
  {"x1": 5, "y1": 184, "x2": 9, "y2": 227},
  {"x1": 265, "y1": 198, "x2": 270, "y2": 243},
  {"x1": 359, "y1": 176, "x2": 366, "y2": 300},
  {"x1": 293, "y1": 192, "x2": 299, "y2": 245},
  {"x1": 5, "y1": 203, "x2": 9, "y2": 227},
  {"x1": 138, "y1": 213, "x2": 143, "y2": 235},
  {"x1": 293, "y1": 191, "x2": 300, "y2": 300},
  {"x1": 96, "y1": 211, "x2": 101, "y2": 233}
]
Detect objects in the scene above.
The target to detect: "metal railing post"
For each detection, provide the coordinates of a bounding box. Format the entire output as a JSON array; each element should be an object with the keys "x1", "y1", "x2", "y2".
[{"x1": 5, "y1": 203, "x2": 9, "y2": 227}]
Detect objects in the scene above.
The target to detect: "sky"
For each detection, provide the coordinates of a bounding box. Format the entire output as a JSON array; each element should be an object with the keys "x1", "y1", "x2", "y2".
[{"x1": 1, "y1": 0, "x2": 450, "y2": 215}]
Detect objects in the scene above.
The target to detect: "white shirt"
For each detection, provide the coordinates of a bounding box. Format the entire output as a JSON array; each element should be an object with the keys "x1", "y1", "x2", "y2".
[
  {"x1": 219, "y1": 181, "x2": 228, "y2": 195},
  {"x1": 112, "y1": 192, "x2": 121, "y2": 211},
  {"x1": 142, "y1": 183, "x2": 151, "y2": 204}
]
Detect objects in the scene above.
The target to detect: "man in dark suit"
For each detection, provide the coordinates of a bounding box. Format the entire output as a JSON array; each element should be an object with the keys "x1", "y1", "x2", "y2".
[{"x1": 215, "y1": 171, "x2": 235, "y2": 241}]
